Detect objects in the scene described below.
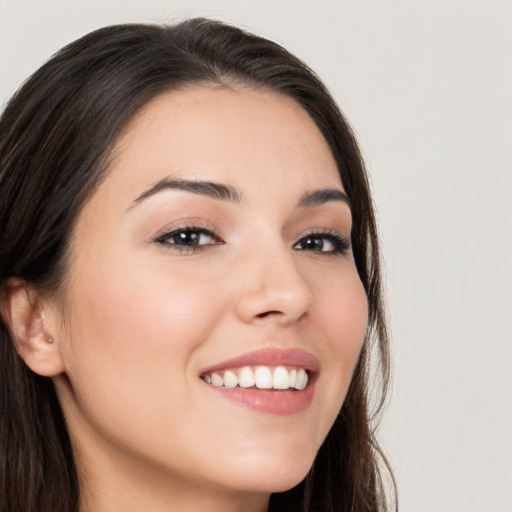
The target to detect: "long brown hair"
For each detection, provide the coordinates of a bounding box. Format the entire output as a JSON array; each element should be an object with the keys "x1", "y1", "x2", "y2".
[{"x1": 0, "y1": 18, "x2": 395, "y2": 512}]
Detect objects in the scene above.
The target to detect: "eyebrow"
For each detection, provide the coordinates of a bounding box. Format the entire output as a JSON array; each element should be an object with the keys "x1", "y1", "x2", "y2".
[
  {"x1": 130, "y1": 178, "x2": 244, "y2": 208},
  {"x1": 297, "y1": 188, "x2": 351, "y2": 209},
  {"x1": 129, "y1": 177, "x2": 350, "y2": 210}
]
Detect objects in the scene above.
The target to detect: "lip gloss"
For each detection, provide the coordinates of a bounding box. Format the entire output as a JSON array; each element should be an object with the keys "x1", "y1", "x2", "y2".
[
  {"x1": 200, "y1": 348, "x2": 320, "y2": 415},
  {"x1": 203, "y1": 378, "x2": 317, "y2": 415}
]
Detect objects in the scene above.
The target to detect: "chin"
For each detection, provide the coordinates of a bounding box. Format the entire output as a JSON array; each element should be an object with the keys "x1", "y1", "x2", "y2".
[
  {"x1": 212, "y1": 447, "x2": 316, "y2": 494},
  {"x1": 259, "y1": 471, "x2": 310, "y2": 494},
  {"x1": 227, "y1": 469, "x2": 310, "y2": 495}
]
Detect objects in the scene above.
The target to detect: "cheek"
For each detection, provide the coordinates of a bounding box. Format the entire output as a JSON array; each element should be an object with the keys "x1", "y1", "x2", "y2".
[
  {"x1": 71, "y1": 249, "x2": 223, "y2": 345},
  {"x1": 311, "y1": 268, "x2": 368, "y2": 420},
  {"x1": 314, "y1": 263, "x2": 368, "y2": 354},
  {"x1": 60, "y1": 252, "x2": 230, "y2": 425}
]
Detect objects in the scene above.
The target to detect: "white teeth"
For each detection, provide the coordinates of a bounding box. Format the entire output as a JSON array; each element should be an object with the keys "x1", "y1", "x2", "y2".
[
  {"x1": 272, "y1": 366, "x2": 290, "y2": 389},
  {"x1": 289, "y1": 369, "x2": 297, "y2": 388},
  {"x1": 295, "y1": 368, "x2": 308, "y2": 390},
  {"x1": 203, "y1": 365, "x2": 310, "y2": 390},
  {"x1": 255, "y1": 366, "x2": 273, "y2": 389},
  {"x1": 239, "y1": 366, "x2": 255, "y2": 388},
  {"x1": 211, "y1": 373, "x2": 224, "y2": 387},
  {"x1": 223, "y1": 370, "x2": 238, "y2": 388}
]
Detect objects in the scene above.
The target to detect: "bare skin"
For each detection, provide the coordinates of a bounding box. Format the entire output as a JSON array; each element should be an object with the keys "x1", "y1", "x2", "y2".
[{"x1": 7, "y1": 87, "x2": 368, "y2": 511}]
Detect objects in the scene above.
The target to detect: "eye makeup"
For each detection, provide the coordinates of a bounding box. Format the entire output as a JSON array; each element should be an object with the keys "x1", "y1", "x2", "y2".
[
  {"x1": 293, "y1": 228, "x2": 351, "y2": 255},
  {"x1": 154, "y1": 224, "x2": 224, "y2": 254}
]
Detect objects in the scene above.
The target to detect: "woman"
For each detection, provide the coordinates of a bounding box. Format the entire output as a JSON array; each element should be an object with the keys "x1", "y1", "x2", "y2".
[{"x1": 0, "y1": 18, "x2": 395, "y2": 512}]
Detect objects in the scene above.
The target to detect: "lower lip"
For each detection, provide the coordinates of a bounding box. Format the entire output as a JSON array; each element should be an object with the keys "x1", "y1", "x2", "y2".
[{"x1": 204, "y1": 380, "x2": 316, "y2": 416}]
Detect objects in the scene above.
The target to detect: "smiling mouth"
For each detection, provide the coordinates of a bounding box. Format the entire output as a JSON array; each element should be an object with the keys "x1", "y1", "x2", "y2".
[
  {"x1": 199, "y1": 348, "x2": 319, "y2": 415},
  {"x1": 201, "y1": 365, "x2": 309, "y2": 391}
]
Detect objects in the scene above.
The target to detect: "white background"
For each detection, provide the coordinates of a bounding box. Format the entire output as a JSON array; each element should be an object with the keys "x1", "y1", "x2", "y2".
[{"x1": 1, "y1": 1, "x2": 511, "y2": 511}]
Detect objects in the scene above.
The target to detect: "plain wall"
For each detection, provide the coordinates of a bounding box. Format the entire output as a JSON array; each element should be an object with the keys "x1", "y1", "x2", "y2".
[{"x1": 1, "y1": 1, "x2": 511, "y2": 510}]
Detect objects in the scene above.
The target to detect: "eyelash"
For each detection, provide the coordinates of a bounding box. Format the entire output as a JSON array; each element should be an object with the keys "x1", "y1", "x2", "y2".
[
  {"x1": 154, "y1": 225, "x2": 222, "y2": 254},
  {"x1": 154, "y1": 226, "x2": 351, "y2": 255},
  {"x1": 292, "y1": 229, "x2": 351, "y2": 255}
]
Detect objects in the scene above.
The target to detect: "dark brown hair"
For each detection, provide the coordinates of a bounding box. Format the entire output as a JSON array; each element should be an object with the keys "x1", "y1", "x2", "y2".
[{"x1": 0, "y1": 18, "x2": 395, "y2": 512}]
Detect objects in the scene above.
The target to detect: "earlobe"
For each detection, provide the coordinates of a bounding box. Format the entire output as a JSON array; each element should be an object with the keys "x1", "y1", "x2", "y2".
[{"x1": 1, "y1": 279, "x2": 65, "y2": 377}]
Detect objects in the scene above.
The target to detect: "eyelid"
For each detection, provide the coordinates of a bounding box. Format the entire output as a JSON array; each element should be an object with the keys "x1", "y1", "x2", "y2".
[
  {"x1": 152, "y1": 222, "x2": 224, "y2": 251},
  {"x1": 151, "y1": 218, "x2": 218, "y2": 240},
  {"x1": 155, "y1": 226, "x2": 218, "y2": 242},
  {"x1": 293, "y1": 228, "x2": 352, "y2": 254}
]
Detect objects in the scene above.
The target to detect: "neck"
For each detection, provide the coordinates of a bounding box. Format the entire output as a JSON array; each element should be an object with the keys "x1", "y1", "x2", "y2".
[
  {"x1": 79, "y1": 481, "x2": 269, "y2": 512},
  {"x1": 77, "y1": 452, "x2": 270, "y2": 512},
  {"x1": 71, "y1": 423, "x2": 269, "y2": 512}
]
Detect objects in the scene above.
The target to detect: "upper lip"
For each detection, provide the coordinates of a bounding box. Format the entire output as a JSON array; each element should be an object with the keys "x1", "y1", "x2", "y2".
[{"x1": 200, "y1": 347, "x2": 321, "y2": 375}]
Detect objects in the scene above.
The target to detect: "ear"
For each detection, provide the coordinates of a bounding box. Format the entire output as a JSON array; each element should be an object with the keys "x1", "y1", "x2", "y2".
[{"x1": 1, "y1": 279, "x2": 65, "y2": 377}]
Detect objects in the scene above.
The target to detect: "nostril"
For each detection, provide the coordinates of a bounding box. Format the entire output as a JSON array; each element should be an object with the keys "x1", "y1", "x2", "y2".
[{"x1": 256, "y1": 310, "x2": 281, "y2": 319}]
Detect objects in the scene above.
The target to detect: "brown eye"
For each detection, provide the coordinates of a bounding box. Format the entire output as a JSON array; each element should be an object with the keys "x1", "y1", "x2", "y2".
[
  {"x1": 167, "y1": 230, "x2": 213, "y2": 246},
  {"x1": 293, "y1": 232, "x2": 351, "y2": 254},
  {"x1": 156, "y1": 228, "x2": 221, "y2": 249},
  {"x1": 295, "y1": 236, "x2": 334, "y2": 252}
]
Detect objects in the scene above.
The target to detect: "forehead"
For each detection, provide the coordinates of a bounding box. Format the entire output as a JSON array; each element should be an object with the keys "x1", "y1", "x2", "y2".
[{"x1": 94, "y1": 86, "x2": 342, "y2": 210}]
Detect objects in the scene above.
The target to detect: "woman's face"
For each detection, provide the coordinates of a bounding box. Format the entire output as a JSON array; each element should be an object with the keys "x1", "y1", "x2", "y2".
[{"x1": 51, "y1": 87, "x2": 368, "y2": 500}]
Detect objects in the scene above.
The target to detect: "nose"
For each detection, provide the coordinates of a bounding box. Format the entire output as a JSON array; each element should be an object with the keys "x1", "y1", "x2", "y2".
[{"x1": 233, "y1": 241, "x2": 313, "y2": 326}]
